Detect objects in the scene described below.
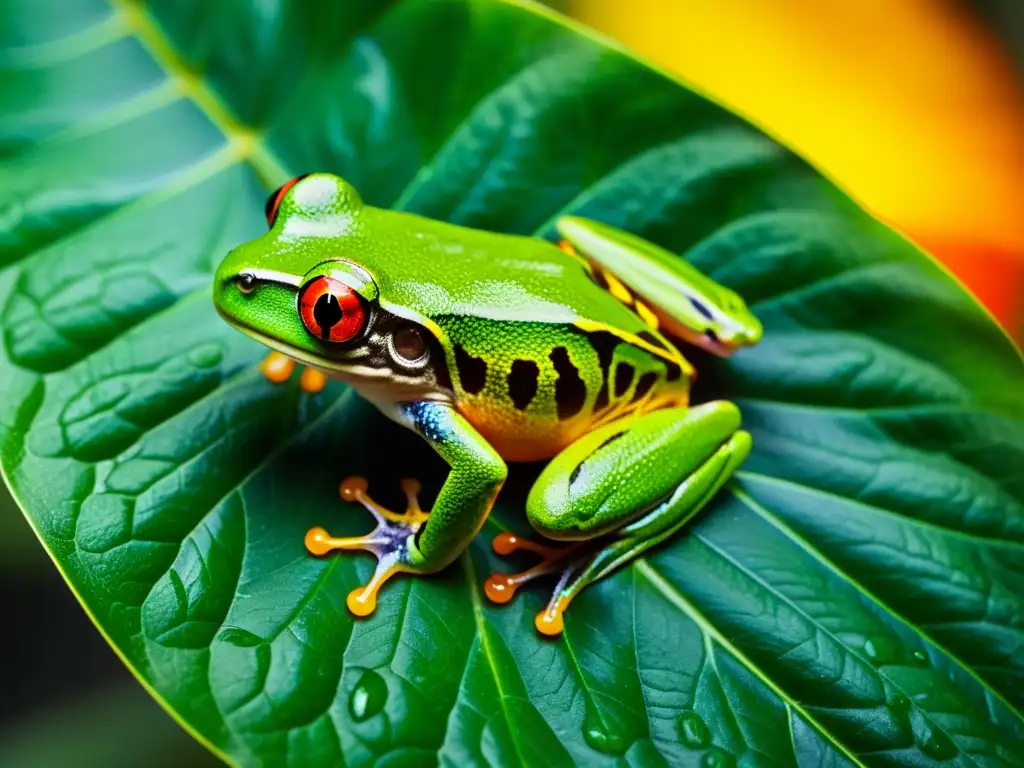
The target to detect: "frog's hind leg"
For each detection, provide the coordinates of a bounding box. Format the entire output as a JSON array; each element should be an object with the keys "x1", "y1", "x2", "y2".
[{"x1": 485, "y1": 402, "x2": 750, "y2": 636}]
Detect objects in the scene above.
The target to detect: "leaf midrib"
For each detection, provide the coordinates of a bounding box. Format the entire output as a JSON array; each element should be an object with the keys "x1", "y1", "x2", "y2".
[
  {"x1": 109, "y1": 0, "x2": 289, "y2": 187},
  {"x1": 462, "y1": 553, "x2": 531, "y2": 768}
]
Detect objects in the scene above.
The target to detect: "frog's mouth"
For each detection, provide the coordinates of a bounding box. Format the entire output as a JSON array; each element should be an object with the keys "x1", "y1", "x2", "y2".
[
  {"x1": 216, "y1": 304, "x2": 450, "y2": 403},
  {"x1": 216, "y1": 311, "x2": 384, "y2": 379}
]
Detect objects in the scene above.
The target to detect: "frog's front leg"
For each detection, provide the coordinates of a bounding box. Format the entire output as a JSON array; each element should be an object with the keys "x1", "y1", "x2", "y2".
[
  {"x1": 306, "y1": 400, "x2": 507, "y2": 617},
  {"x1": 485, "y1": 402, "x2": 749, "y2": 635}
]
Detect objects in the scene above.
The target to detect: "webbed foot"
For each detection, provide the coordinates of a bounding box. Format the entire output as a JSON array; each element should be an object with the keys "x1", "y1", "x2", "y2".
[
  {"x1": 306, "y1": 476, "x2": 429, "y2": 617},
  {"x1": 484, "y1": 532, "x2": 589, "y2": 636}
]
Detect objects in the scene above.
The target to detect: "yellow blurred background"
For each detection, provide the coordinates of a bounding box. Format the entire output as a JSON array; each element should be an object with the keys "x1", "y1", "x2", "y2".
[{"x1": 571, "y1": 0, "x2": 1024, "y2": 341}]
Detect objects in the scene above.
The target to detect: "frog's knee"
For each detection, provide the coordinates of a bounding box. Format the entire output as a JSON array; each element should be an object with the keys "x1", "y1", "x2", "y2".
[{"x1": 687, "y1": 400, "x2": 742, "y2": 434}]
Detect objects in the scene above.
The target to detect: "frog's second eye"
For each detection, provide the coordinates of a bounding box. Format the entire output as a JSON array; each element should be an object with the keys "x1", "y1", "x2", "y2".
[
  {"x1": 298, "y1": 275, "x2": 366, "y2": 343},
  {"x1": 264, "y1": 173, "x2": 311, "y2": 228}
]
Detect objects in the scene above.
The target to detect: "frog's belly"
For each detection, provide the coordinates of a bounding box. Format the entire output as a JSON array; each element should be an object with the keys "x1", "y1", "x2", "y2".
[{"x1": 458, "y1": 392, "x2": 685, "y2": 463}]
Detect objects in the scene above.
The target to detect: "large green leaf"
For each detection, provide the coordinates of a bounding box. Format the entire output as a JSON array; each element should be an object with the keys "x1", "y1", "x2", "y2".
[{"x1": 2, "y1": 0, "x2": 1023, "y2": 765}]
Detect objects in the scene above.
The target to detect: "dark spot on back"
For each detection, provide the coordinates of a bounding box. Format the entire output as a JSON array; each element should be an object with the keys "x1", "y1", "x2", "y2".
[
  {"x1": 455, "y1": 345, "x2": 487, "y2": 394},
  {"x1": 508, "y1": 359, "x2": 539, "y2": 410},
  {"x1": 587, "y1": 330, "x2": 619, "y2": 412},
  {"x1": 549, "y1": 347, "x2": 586, "y2": 420},
  {"x1": 633, "y1": 371, "x2": 657, "y2": 402},
  {"x1": 636, "y1": 330, "x2": 669, "y2": 351},
  {"x1": 664, "y1": 359, "x2": 682, "y2": 382},
  {"x1": 614, "y1": 362, "x2": 635, "y2": 398}
]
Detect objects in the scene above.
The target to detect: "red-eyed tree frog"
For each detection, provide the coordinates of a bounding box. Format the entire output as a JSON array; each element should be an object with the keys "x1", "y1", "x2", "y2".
[{"x1": 213, "y1": 173, "x2": 762, "y2": 635}]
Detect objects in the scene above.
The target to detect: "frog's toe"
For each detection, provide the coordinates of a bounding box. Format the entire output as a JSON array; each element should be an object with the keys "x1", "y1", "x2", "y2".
[
  {"x1": 306, "y1": 476, "x2": 431, "y2": 618},
  {"x1": 483, "y1": 532, "x2": 583, "y2": 614},
  {"x1": 299, "y1": 367, "x2": 327, "y2": 393},
  {"x1": 485, "y1": 529, "x2": 644, "y2": 637},
  {"x1": 260, "y1": 351, "x2": 295, "y2": 383}
]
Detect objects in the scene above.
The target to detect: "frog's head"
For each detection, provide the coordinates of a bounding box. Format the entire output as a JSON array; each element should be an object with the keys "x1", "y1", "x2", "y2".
[{"x1": 214, "y1": 173, "x2": 442, "y2": 397}]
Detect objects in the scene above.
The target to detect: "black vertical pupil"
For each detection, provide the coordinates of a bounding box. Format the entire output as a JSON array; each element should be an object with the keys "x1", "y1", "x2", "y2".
[{"x1": 312, "y1": 292, "x2": 344, "y2": 338}]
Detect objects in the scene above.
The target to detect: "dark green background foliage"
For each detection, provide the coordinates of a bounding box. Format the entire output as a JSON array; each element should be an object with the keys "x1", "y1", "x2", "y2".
[{"x1": 2, "y1": 0, "x2": 1023, "y2": 765}]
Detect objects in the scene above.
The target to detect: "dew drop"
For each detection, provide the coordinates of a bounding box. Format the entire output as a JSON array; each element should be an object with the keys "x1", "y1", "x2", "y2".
[
  {"x1": 702, "y1": 747, "x2": 735, "y2": 768},
  {"x1": 914, "y1": 719, "x2": 957, "y2": 761},
  {"x1": 887, "y1": 693, "x2": 911, "y2": 714},
  {"x1": 583, "y1": 708, "x2": 627, "y2": 754},
  {"x1": 188, "y1": 343, "x2": 223, "y2": 369},
  {"x1": 678, "y1": 711, "x2": 711, "y2": 749},
  {"x1": 862, "y1": 635, "x2": 898, "y2": 666},
  {"x1": 912, "y1": 650, "x2": 928, "y2": 665},
  {"x1": 348, "y1": 669, "x2": 388, "y2": 722}
]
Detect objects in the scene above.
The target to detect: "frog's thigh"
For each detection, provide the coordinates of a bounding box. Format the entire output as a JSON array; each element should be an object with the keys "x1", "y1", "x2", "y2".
[
  {"x1": 527, "y1": 401, "x2": 747, "y2": 542},
  {"x1": 503, "y1": 401, "x2": 750, "y2": 634}
]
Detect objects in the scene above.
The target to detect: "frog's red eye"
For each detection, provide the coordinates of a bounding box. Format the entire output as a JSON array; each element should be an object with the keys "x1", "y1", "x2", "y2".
[
  {"x1": 298, "y1": 276, "x2": 366, "y2": 343},
  {"x1": 264, "y1": 174, "x2": 310, "y2": 228}
]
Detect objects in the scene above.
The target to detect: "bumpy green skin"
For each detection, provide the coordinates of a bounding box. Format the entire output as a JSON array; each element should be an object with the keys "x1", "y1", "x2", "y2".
[{"x1": 212, "y1": 173, "x2": 762, "y2": 624}]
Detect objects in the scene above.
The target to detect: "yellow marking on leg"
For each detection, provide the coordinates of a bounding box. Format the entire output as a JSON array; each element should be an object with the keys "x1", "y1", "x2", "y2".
[
  {"x1": 634, "y1": 299, "x2": 659, "y2": 330},
  {"x1": 573, "y1": 319, "x2": 695, "y2": 379},
  {"x1": 261, "y1": 351, "x2": 295, "y2": 383},
  {"x1": 299, "y1": 367, "x2": 327, "y2": 393},
  {"x1": 557, "y1": 239, "x2": 594, "y2": 271},
  {"x1": 602, "y1": 270, "x2": 634, "y2": 304}
]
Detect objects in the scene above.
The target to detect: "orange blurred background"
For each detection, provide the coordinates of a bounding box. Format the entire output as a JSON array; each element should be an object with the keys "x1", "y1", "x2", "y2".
[{"x1": 571, "y1": 0, "x2": 1024, "y2": 342}]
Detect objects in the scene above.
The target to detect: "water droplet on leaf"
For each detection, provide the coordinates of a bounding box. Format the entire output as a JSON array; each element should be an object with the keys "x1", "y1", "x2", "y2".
[
  {"x1": 862, "y1": 635, "x2": 899, "y2": 665},
  {"x1": 348, "y1": 669, "x2": 388, "y2": 722},
  {"x1": 702, "y1": 747, "x2": 735, "y2": 768},
  {"x1": 678, "y1": 711, "x2": 711, "y2": 749},
  {"x1": 188, "y1": 343, "x2": 223, "y2": 368},
  {"x1": 912, "y1": 650, "x2": 928, "y2": 665},
  {"x1": 914, "y1": 717, "x2": 957, "y2": 760},
  {"x1": 888, "y1": 693, "x2": 911, "y2": 714},
  {"x1": 583, "y1": 708, "x2": 627, "y2": 754}
]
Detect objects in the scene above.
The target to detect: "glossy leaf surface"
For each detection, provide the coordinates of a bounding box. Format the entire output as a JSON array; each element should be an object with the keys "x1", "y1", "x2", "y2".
[{"x1": 2, "y1": 1, "x2": 1023, "y2": 765}]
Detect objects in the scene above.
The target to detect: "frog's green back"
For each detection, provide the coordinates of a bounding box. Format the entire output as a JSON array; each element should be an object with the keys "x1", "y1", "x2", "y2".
[{"x1": 356, "y1": 206, "x2": 651, "y2": 334}]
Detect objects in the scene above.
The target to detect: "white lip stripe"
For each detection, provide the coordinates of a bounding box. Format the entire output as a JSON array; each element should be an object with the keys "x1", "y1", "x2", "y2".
[{"x1": 248, "y1": 268, "x2": 301, "y2": 287}]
